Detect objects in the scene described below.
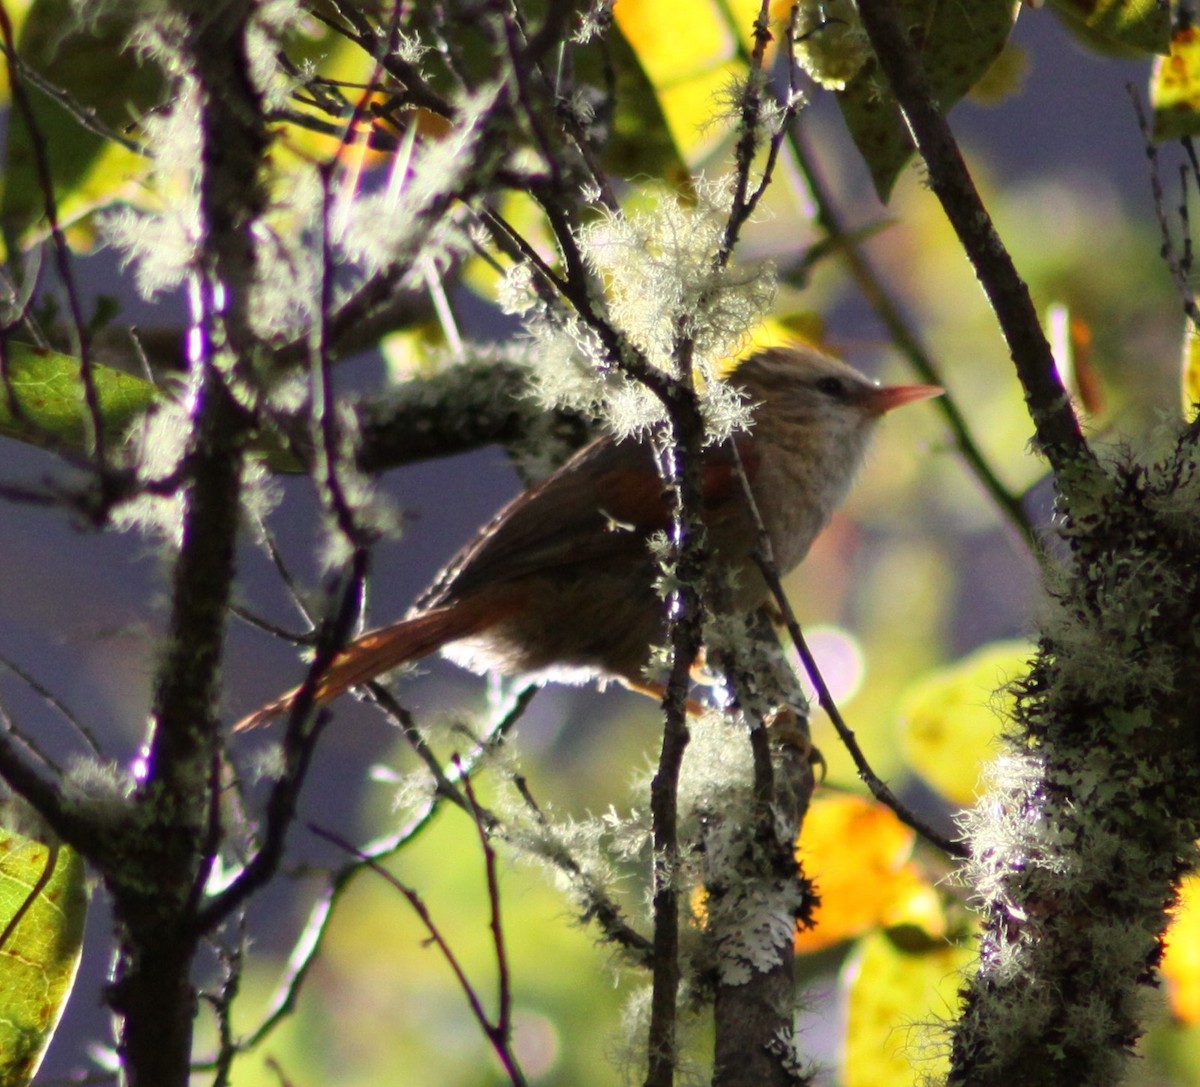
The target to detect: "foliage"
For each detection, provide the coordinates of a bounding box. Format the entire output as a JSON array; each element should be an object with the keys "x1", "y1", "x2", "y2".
[
  {"x1": 0, "y1": 815, "x2": 87, "y2": 1087},
  {"x1": 0, "y1": 1, "x2": 1199, "y2": 1087}
]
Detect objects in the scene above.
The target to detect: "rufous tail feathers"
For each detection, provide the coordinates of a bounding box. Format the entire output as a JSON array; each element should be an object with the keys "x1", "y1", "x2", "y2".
[{"x1": 234, "y1": 602, "x2": 486, "y2": 731}]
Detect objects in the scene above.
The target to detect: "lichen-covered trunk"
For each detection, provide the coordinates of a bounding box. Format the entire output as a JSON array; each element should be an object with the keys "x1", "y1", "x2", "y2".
[{"x1": 949, "y1": 446, "x2": 1200, "y2": 1087}]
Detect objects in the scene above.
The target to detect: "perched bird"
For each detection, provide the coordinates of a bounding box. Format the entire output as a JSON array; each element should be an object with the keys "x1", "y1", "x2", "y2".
[{"x1": 235, "y1": 345, "x2": 940, "y2": 730}]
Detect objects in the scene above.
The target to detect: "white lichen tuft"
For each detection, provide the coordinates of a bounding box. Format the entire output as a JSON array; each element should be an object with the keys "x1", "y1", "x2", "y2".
[
  {"x1": 101, "y1": 77, "x2": 203, "y2": 299},
  {"x1": 61, "y1": 757, "x2": 136, "y2": 828},
  {"x1": 340, "y1": 84, "x2": 502, "y2": 276},
  {"x1": 247, "y1": 166, "x2": 324, "y2": 344},
  {"x1": 110, "y1": 392, "x2": 192, "y2": 546},
  {"x1": 576, "y1": 178, "x2": 774, "y2": 374},
  {"x1": 526, "y1": 179, "x2": 774, "y2": 442}
]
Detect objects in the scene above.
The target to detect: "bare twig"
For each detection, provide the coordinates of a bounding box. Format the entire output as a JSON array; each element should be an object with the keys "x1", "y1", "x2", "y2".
[
  {"x1": 786, "y1": 124, "x2": 1036, "y2": 549},
  {"x1": 760, "y1": 565, "x2": 966, "y2": 859},
  {"x1": 238, "y1": 686, "x2": 535, "y2": 1049},
  {"x1": 197, "y1": 553, "x2": 369, "y2": 934},
  {"x1": 458, "y1": 761, "x2": 517, "y2": 1060},
  {"x1": 726, "y1": 442, "x2": 965, "y2": 858},
  {"x1": 1130, "y1": 89, "x2": 1200, "y2": 334},
  {"x1": 309, "y1": 820, "x2": 530, "y2": 1087},
  {"x1": 0, "y1": 653, "x2": 102, "y2": 756}
]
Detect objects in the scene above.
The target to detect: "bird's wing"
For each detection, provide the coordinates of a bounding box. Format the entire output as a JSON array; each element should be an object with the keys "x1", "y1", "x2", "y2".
[{"x1": 419, "y1": 432, "x2": 758, "y2": 608}]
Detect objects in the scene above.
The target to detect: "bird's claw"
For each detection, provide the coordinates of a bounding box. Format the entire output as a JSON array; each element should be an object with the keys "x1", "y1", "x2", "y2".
[{"x1": 764, "y1": 705, "x2": 826, "y2": 781}]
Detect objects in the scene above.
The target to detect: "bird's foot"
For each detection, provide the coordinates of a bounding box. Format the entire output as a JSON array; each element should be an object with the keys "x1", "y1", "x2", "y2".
[{"x1": 764, "y1": 704, "x2": 825, "y2": 781}]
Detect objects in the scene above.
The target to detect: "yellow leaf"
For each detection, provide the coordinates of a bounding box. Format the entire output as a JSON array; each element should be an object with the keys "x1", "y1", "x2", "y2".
[
  {"x1": 1152, "y1": 27, "x2": 1200, "y2": 141},
  {"x1": 614, "y1": 0, "x2": 739, "y2": 164},
  {"x1": 1049, "y1": 0, "x2": 1171, "y2": 55},
  {"x1": 1184, "y1": 324, "x2": 1200, "y2": 422},
  {"x1": 0, "y1": 828, "x2": 88, "y2": 1087},
  {"x1": 794, "y1": 0, "x2": 872, "y2": 90},
  {"x1": 613, "y1": 0, "x2": 792, "y2": 166},
  {"x1": 842, "y1": 930, "x2": 974, "y2": 1087},
  {"x1": 1163, "y1": 873, "x2": 1200, "y2": 1024},
  {"x1": 898, "y1": 641, "x2": 1032, "y2": 807},
  {"x1": 794, "y1": 794, "x2": 944, "y2": 953}
]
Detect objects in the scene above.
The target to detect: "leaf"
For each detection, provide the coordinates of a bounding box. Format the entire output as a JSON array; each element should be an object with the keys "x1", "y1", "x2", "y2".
[
  {"x1": 898, "y1": 641, "x2": 1031, "y2": 807},
  {"x1": 968, "y1": 42, "x2": 1031, "y2": 106},
  {"x1": 2, "y1": 0, "x2": 160, "y2": 252},
  {"x1": 0, "y1": 342, "x2": 160, "y2": 451},
  {"x1": 841, "y1": 929, "x2": 974, "y2": 1087},
  {"x1": 1162, "y1": 873, "x2": 1200, "y2": 1024},
  {"x1": 836, "y1": 0, "x2": 1018, "y2": 201},
  {"x1": 581, "y1": 17, "x2": 690, "y2": 184},
  {"x1": 794, "y1": 794, "x2": 945, "y2": 954},
  {"x1": 1182, "y1": 318, "x2": 1200, "y2": 421},
  {"x1": 1047, "y1": 0, "x2": 1171, "y2": 56},
  {"x1": 0, "y1": 828, "x2": 88, "y2": 1087},
  {"x1": 613, "y1": 0, "x2": 793, "y2": 167},
  {"x1": 1151, "y1": 26, "x2": 1200, "y2": 141}
]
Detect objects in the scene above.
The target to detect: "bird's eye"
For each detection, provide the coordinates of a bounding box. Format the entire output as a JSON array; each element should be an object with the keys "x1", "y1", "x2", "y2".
[{"x1": 814, "y1": 375, "x2": 847, "y2": 398}]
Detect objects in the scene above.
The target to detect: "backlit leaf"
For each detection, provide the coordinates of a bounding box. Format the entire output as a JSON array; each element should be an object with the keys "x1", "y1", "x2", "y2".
[
  {"x1": 0, "y1": 827, "x2": 88, "y2": 1087},
  {"x1": 1183, "y1": 321, "x2": 1200, "y2": 421},
  {"x1": 0, "y1": 342, "x2": 160, "y2": 452},
  {"x1": 1162, "y1": 873, "x2": 1200, "y2": 1024},
  {"x1": 841, "y1": 929, "x2": 974, "y2": 1087},
  {"x1": 794, "y1": 794, "x2": 945, "y2": 953},
  {"x1": 613, "y1": 0, "x2": 793, "y2": 167},
  {"x1": 898, "y1": 641, "x2": 1031, "y2": 807},
  {"x1": 836, "y1": 0, "x2": 1017, "y2": 201},
  {"x1": 1048, "y1": 0, "x2": 1171, "y2": 56},
  {"x1": 1151, "y1": 27, "x2": 1200, "y2": 141}
]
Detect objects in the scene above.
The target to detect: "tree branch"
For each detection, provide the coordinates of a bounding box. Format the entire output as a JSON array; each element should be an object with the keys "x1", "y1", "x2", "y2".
[{"x1": 856, "y1": 0, "x2": 1104, "y2": 495}]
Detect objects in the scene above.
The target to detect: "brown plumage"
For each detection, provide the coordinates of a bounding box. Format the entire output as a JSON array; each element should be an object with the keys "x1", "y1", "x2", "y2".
[{"x1": 235, "y1": 345, "x2": 940, "y2": 730}]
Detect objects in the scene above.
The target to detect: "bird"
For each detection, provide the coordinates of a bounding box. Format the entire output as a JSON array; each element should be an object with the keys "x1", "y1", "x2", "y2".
[{"x1": 235, "y1": 345, "x2": 941, "y2": 730}]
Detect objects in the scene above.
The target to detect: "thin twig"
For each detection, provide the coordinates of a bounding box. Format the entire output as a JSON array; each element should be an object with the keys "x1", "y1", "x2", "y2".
[
  {"x1": 196, "y1": 552, "x2": 369, "y2": 934},
  {"x1": 308, "y1": 821, "x2": 530, "y2": 1087},
  {"x1": 726, "y1": 442, "x2": 966, "y2": 858},
  {"x1": 760, "y1": 565, "x2": 966, "y2": 859},
  {"x1": 0, "y1": 653, "x2": 102, "y2": 756},
  {"x1": 238, "y1": 687, "x2": 535, "y2": 1048},
  {"x1": 458, "y1": 761, "x2": 516, "y2": 1055},
  {"x1": 787, "y1": 124, "x2": 1037, "y2": 549},
  {"x1": 510, "y1": 773, "x2": 654, "y2": 962},
  {"x1": 1130, "y1": 88, "x2": 1200, "y2": 333},
  {"x1": 857, "y1": 0, "x2": 1100, "y2": 489}
]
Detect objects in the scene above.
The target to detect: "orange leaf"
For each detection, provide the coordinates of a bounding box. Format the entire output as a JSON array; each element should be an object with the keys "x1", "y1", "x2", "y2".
[{"x1": 794, "y1": 794, "x2": 944, "y2": 953}]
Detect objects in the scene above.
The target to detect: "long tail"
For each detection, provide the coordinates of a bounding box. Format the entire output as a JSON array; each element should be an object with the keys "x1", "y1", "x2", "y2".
[{"x1": 234, "y1": 602, "x2": 488, "y2": 731}]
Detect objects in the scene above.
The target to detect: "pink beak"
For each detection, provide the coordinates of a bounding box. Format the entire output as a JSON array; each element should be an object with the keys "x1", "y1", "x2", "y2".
[{"x1": 866, "y1": 383, "x2": 943, "y2": 416}]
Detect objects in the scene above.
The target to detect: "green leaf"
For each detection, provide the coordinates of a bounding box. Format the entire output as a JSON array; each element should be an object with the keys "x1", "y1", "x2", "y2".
[
  {"x1": 836, "y1": 0, "x2": 1018, "y2": 202},
  {"x1": 2, "y1": 0, "x2": 159, "y2": 252},
  {"x1": 1047, "y1": 0, "x2": 1171, "y2": 56},
  {"x1": 0, "y1": 828, "x2": 88, "y2": 1087},
  {"x1": 0, "y1": 342, "x2": 160, "y2": 451}
]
